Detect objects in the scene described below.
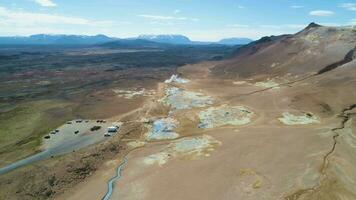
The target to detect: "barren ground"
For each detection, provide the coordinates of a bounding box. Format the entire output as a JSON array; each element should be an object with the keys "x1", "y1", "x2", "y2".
[{"x1": 57, "y1": 57, "x2": 356, "y2": 200}]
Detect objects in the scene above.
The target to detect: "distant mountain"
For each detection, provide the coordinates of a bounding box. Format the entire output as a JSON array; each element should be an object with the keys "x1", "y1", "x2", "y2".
[
  {"x1": 136, "y1": 34, "x2": 192, "y2": 44},
  {"x1": 218, "y1": 38, "x2": 253, "y2": 45},
  {"x1": 0, "y1": 34, "x2": 253, "y2": 46},
  {"x1": 99, "y1": 39, "x2": 171, "y2": 49},
  {"x1": 0, "y1": 34, "x2": 114, "y2": 45},
  {"x1": 136, "y1": 34, "x2": 253, "y2": 45}
]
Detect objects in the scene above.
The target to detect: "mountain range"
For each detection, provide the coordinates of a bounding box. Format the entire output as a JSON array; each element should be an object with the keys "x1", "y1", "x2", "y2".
[
  {"x1": 0, "y1": 34, "x2": 253, "y2": 46},
  {"x1": 0, "y1": 34, "x2": 115, "y2": 45},
  {"x1": 217, "y1": 37, "x2": 254, "y2": 45},
  {"x1": 136, "y1": 34, "x2": 192, "y2": 44}
]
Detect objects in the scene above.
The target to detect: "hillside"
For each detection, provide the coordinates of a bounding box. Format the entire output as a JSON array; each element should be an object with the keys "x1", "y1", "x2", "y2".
[{"x1": 213, "y1": 23, "x2": 356, "y2": 79}]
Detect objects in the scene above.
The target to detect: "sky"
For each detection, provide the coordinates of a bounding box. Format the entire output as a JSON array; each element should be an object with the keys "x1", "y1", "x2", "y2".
[{"x1": 0, "y1": 0, "x2": 355, "y2": 41}]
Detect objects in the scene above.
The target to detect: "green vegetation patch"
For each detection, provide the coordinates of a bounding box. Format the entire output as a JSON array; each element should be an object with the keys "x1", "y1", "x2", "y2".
[{"x1": 0, "y1": 100, "x2": 74, "y2": 166}]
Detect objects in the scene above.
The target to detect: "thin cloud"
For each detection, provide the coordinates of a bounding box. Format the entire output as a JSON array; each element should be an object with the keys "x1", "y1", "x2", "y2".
[
  {"x1": 0, "y1": 6, "x2": 116, "y2": 26},
  {"x1": 227, "y1": 24, "x2": 249, "y2": 28},
  {"x1": 34, "y1": 0, "x2": 57, "y2": 7},
  {"x1": 227, "y1": 24, "x2": 306, "y2": 32},
  {"x1": 290, "y1": 5, "x2": 304, "y2": 9},
  {"x1": 309, "y1": 10, "x2": 334, "y2": 17},
  {"x1": 237, "y1": 5, "x2": 245, "y2": 9},
  {"x1": 138, "y1": 14, "x2": 187, "y2": 20},
  {"x1": 138, "y1": 14, "x2": 198, "y2": 22},
  {"x1": 259, "y1": 25, "x2": 280, "y2": 29},
  {"x1": 0, "y1": 7, "x2": 130, "y2": 37},
  {"x1": 186, "y1": 25, "x2": 305, "y2": 41},
  {"x1": 259, "y1": 24, "x2": 307, "y2": 29},
  {"x1": 351, "y1": 19, "x2": 356, "y2": 25},
  {"x1": 339, "y1": 3, "x2": 356, "y2": 11},
  {"x1": 285, "y1": 24, "x2": 307, "y2": 29},
  {"x1": 149, "y1": 21, "x2": 175, "y2": 26},
  {"x1": 174, "y1": 9, "x2": 181, "y2": 14},
  {"x1": 319, "y1": 22, "x2": 341, "y2": 26}
]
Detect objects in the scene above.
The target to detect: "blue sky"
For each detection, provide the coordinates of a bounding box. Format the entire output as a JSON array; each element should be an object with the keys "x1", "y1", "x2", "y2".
[{"x1": 0, "y1": 0, "x2": 355, "y2": 41}]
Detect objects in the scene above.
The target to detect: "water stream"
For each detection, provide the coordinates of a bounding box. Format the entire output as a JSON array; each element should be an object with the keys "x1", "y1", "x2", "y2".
[{"x1": 102, "y1": 156, "x2": 128, "y2": 200}]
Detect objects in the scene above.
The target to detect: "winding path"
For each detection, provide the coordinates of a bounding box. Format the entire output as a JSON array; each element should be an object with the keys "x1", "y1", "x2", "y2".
[{"x1": 102, "y1": 156, "x2": 129, "y2": 200}]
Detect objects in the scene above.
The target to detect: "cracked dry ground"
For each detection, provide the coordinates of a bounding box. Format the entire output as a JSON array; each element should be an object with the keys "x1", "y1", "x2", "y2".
[{"x1": 57, "y1": 56, "x2": 356, "y2": 200}]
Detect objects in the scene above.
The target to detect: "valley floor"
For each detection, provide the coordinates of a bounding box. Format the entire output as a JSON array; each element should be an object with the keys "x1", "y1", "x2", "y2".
[{"x1": 56, "y1": 60, "x2": 356, "y2": 200}]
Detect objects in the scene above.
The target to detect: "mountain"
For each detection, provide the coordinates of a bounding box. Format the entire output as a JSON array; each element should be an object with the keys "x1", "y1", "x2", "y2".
[
  {"x1": 212, "y1": 23, "x2": 356, "y2": 78},
  {"x1": 99, "y1": 39, "x2": 171, "y2": 49},
  {"x1": 0, "y1": 33, "x2": 254, "y2": 46},
  {"x1": 136, "y1": 34, "x2": 192, "y2": 44},
  {"x1": 0, "y1": 34, "x2": 252, "y2": 46},
  {"x1": 136, "y1": 34, "x2": 253, "y2": 45},
  {"x1": 178, "y1": 23, "x2": 356, "y2": 200},
  {"x1": 0, "y1": 34, "x2": 115, "y2": 45},
  {"x1": 218, "y1": 37, "x2": 253, "y2": 45}
]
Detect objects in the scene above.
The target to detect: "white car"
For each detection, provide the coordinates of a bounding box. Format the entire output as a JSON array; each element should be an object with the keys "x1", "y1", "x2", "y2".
[{"x1": 107, "y1": 126, "x2": 118, "y2": 133}]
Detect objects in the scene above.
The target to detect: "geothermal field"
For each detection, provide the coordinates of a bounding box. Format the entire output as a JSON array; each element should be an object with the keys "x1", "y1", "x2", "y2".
[{"x1": 0, "y1": 24, "x2": 355, "y2": 200}]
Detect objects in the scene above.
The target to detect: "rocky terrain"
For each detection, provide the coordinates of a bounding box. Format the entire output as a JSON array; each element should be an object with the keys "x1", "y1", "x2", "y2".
[{"x1": 0, "y1": 23, "x2": 355, "y2": 200}]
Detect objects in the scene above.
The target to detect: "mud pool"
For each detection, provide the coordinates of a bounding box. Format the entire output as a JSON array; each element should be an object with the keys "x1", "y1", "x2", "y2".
[
  {"x1": 278, "y1": 112, "x2": 320, "y2": 125},
  {"x1": 198, "y1": 105, "x2": 254, "y2": 128},
  {"x1": 143, "y1": 135, "x2": 221, "y2": 166},
  {"x1": 160, "y1": 87, "x2": 213, "y2": 110},
  {"x1": 145, "y1": 118, "x2": 179, "y2": 140},
  {"x1": 254, "y1": 79, "x2": 280, "y2": 88},
  {"x1": 113, "y1": 88, "x2": 155, "y2": 99}
]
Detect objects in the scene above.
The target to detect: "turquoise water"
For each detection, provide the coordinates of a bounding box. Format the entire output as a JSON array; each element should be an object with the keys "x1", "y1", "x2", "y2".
[{"x1": 147, "y1": 118, "x2": 179, "y2": 140}]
